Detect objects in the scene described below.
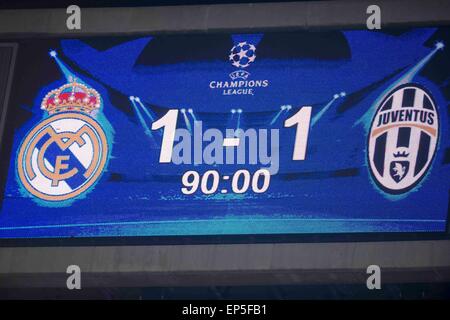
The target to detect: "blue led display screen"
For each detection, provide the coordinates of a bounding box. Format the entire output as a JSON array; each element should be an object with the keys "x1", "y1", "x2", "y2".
[{"x1": 0, "y1": 28, "x2": 449, "y2": 239}]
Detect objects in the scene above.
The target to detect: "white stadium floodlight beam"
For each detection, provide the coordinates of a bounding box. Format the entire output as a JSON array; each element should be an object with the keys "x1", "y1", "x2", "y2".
[
  {"x1": 135, "y1": 96, "x2": 156, "y2": 122},
  {"x1": 187, "y1": 108, "x2": 198, "y2": 122},
  {"x1": 311, "y1": 94, "x2": 341, "y2": 126},
  {"x1": 130, "y1": 98, "x2": 153, "y2": 137},
  {"x1": 181, "y1": 108, "x2": 191, "y2": 132}
]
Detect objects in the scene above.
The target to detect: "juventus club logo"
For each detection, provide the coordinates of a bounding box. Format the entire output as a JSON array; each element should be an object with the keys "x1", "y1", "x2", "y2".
[
  {"x1": 368, "y1": 84, "x2": 439, "y2": 194},
  {"x1": 17, "y1": 79, "x2": 109, "y2": 202}
]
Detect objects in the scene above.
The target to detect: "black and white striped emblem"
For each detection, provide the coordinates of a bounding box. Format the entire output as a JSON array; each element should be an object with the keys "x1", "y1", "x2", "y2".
[{"x1": 368, "y1": 84, "x2": 439, "y2": 194}]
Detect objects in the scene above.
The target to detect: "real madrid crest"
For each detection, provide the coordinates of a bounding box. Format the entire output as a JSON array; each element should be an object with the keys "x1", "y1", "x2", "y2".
[
  {"x1": 17, "y1": 78, "x2": 109, "y2": 202},
  {"x1": 367, "y1": 83, "x2": 439, "y2": 195}
]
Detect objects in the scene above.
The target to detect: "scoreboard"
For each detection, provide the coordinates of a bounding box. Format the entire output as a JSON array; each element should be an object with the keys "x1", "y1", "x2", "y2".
[{"x1": 0, "y1": 27, "x2": 449, "y2": 239}]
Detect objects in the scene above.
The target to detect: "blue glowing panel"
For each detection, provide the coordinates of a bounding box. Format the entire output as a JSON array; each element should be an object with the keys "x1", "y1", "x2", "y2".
[{"x1": 0, "y1": 28, "x2": 449, "y2": 239}]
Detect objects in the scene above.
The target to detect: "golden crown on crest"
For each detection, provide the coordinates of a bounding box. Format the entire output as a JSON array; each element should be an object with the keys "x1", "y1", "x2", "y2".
[{"x1": 40, "y1": 77, "x2": 101, "y2": 115}]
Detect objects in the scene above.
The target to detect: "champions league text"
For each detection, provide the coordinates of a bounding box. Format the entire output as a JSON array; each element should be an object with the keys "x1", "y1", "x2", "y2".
[{"x1": 209, "y1": 79, "x2": 269, "y2": 96}]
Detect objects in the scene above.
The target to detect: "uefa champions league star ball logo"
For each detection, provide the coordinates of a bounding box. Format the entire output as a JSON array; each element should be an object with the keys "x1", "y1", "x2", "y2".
[
  {"x1": 229, "y1": 42, "x2": 256, "y2": 68},
  {"x1": 367, "y1": 83, "x2": 439, "y2": 195},
  {"x1": 210, "y1": 40, "x2": 268, "y2": 94},
  {"x1": 17, "y1": 78, "x2": 109, "y2": 202}
]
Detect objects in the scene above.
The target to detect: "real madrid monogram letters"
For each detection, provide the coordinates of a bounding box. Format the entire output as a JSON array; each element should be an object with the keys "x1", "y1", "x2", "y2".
[
  {"x1": 368, "y1": 84, "x2": 439, "y2": 194},
  {"x1": 17, "y1": 78, "x2": 109, "y2": 202}
]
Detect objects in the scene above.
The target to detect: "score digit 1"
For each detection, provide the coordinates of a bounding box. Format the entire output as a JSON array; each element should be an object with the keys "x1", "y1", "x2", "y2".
[
  {"x1": 151, "y1": 109, "x2": 178, "y2": 163},
  {"x1": 284, "y1": 106, "x2": 312, "y2": 161}
]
